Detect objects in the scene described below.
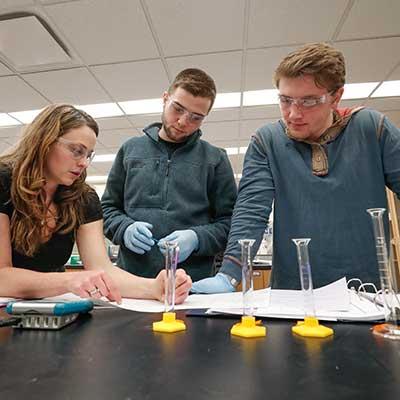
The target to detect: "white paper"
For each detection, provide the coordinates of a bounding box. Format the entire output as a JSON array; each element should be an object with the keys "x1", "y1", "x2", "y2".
[{"x1": 35, "y1": 277, "x2": 386, "y2": 321}]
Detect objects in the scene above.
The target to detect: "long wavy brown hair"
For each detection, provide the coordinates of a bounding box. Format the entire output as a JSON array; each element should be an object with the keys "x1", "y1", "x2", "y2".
[{"x1": 0, "y1": 104, "x2": 99, "y2": 257}]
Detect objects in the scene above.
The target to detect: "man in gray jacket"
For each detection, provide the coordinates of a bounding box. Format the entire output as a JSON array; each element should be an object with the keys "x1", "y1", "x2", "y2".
[{"x1": 101, "y1": 69, "x2": 237, "y2": 281}]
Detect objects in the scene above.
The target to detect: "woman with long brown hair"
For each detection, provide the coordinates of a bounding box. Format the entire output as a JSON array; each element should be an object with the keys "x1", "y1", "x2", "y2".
[{"x1": 0, "y1": 104, "x2": 191, "y2": 303}]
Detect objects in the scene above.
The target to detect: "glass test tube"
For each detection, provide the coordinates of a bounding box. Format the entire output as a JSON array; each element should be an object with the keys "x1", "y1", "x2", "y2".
[
  {"x1": 238, "y1": 239, "x2": 255, "y2": 316},
  {"x1": 292, "y1": 238, "x2": 316, "y2": 318},
  {"x1": 367, "y1": 208, "x2": 400, "y2": 335},
  {"x1": 164, "y1": 241, "x2": 179, "y2": 313}
]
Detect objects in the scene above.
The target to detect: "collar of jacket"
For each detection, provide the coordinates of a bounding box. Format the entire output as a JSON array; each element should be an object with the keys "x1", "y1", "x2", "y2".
[
  {"x1": 142, "y1": 122, "x2": 202, "y2": 147},
  {"x1": 284, "y1": 106, "x2": 364, "y2": 176}
]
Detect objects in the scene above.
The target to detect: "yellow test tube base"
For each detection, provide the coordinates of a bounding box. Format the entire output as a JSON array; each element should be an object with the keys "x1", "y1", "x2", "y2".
[
  {"x1": 231, "y1": 315, "x2": 267, "y2": 338},
  {"x1": 292, "y1": 316, "x2": 334, "y2": 338},
  {"x1": 152, "y1": 312, "x2": 186, "y2": 333}
]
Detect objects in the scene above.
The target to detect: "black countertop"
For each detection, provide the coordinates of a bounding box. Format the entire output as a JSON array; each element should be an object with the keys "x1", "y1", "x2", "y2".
[{"x1": 0, "y1": 308, "x2": 399, "y2": 400}]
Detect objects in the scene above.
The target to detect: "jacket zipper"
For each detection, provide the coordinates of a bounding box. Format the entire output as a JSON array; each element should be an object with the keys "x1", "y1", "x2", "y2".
[{"x1": 166, "y1": 159, "x2": 171, "y2": 176}]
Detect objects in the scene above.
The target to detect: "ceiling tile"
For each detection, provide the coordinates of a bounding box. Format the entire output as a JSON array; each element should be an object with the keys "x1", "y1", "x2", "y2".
[
  {"x1": 207, "y1": 108, "x2": 240, "y2": 123},
  {"x1": 386, "y1": 65, "x2": 400, "y2": 81},
  {"x1": 128, "y1": 114, "x2": 162, "y2": 130},
  {"x1": 247, "y1": 0, "x2": 348, "y2": 48},
  {"x1": 201, "y1": 121, "x2": 240, "y2": 142},
  {"x1": 381, "y1": 110, "x2": 400, "y2": 125},
  {"x1": 92, "y1": 162, "x2": 114, "y2": 174},
  {"x1": 166, "y1": 52, "x2": 243, "y2": 92},
  {"x1": 0, "y1": 76, "x2": 48, "y2": 112},
  {"x1": 0, "y1": 139, "x2": 12, "y2": 152},
  {"x1": 146, "y1": 0, "x2": 245, "y2": 56},
  {"x1": 241, "y1": 105, "x2": 281, "y2": 120},
  {"x1": 340, "y1": 99, "x2": 367, "y2": 108},
  {"x1": 97, "y1": 129, "x2": 137, "y2": 148},
  {"x1": 337, "y1": 0, "x2": 400, "y2": 40},
  {"x1": 0, "y1": 0, "x2": 34, "y2": 9},
  {"x1": 97, "y1": 116, "x2": 133, "y2": 131},
  {"x1": 23, "y1": 68, "x2": 111, "y2": 104},
  {"x1": 335, "y1": 38, "x2": 400, "y2": 83},
  {"x1": 45, "y1": 0, "x2": 159, "y2": 64},
  {"x1": 245, "y1": 47, "x2": 298, "y2": 91},
  {"x1": 0, "y1": 62, "x2": 13, "y2": 76},
  {"x1": 240, "y1": 119, "x2": 278, "y2": 139},
  {"x1": 365, "y1": 98, "x2": 400, "y2": 112},
  {"x1": 0, "y1": 16, "x2": 71, "y2": 71},
  {"x1": 92, "y1": 60, "x2": 168, "y2": 101},
  {"x1": 0, "y1": 126, "x2": 22, "y2": 138}
]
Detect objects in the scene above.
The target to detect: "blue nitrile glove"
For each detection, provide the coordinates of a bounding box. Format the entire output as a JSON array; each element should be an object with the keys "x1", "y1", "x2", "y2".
[
  {"x1": 158, "y1": 230, "x2": 199, "y2": 263},
  {"x1": 191, "y1": 273, "x2": 236, "y2": 294},
  {"x1": 123, "y1": 222, "x2": 155, "y2": 254}
]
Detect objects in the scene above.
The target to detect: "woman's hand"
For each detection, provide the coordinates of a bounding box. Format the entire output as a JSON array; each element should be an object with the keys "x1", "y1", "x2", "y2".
[
  {"x1": 154, "y1": 268, "x2": 192, "y2": 304},
  {"x1": 66, "y1": 270, "x2": 122, "y2": 304}
]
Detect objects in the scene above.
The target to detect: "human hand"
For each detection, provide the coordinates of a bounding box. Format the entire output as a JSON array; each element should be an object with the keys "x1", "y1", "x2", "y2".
[
  {"x1": 154, "y1": 268, "x2": 192, "y2": 304},
  {"x1": 158, "y1": 230, "x2": 199, "y2": 263},
  {"x1": 123, "y1": 221, "x2": 155, "y2": 254},
  {"x1": 191, "y1": 272, "x2": 236, "y2": 294},
  {"x1": 66, "y1": 270, "x2": 122, "y2": 304}
]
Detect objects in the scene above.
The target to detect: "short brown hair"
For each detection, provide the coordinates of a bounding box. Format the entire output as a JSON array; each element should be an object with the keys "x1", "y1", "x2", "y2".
[
  {"x1": 273, "y1": 42, "x2": 346, "y2": 92},
  {"x1": 168, "y1": 68, "x2": 217, "y2": 111}
]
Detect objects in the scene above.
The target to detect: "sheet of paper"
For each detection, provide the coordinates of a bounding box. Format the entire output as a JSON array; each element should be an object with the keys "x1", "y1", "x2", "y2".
[
  {"x1": 211, "y1": 290, "x2": 385, "y2": 322},
  {"x1": 267, "y1": 277, "x2": 350, "y2": 312},
  {"x1": 38, "y1": 277, "x2": 385, "y2": 321},
  {"x1": 114, "y1": 277, "x2": 350, "y2": 313}
]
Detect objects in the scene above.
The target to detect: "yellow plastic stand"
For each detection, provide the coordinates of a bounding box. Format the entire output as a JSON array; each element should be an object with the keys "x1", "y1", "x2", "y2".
[
  {"x1": 231, "y1": 316, "x2": 266, "y2": 338},
  {"x1": 292, "y1": 316, "x2": 334, "y2": 338},
  {"x1": 152, "y1": 312, "x2": 186, "y2": 333}
]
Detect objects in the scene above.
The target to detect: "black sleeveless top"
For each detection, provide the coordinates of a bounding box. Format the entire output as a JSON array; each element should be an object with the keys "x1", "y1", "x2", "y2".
[{"x1": 0, "y1": 167, "x2": 102, "y2": 272}]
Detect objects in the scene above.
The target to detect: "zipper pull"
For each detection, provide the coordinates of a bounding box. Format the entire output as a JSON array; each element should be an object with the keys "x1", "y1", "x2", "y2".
[{"x1": 166, "y1": 159, "x2": 171, "y2": 176}]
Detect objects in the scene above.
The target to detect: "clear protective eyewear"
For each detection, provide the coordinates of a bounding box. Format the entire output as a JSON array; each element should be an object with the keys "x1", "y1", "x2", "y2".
[
  {"x1": 167, "y1": 98, "x2": 206, "y2": 124},
  {"x1": 57, "y1": 137, "x2": 95, "y2": 164},
  {"x1": 278, "y1": 94, "x2": 330, "y2": 109}
]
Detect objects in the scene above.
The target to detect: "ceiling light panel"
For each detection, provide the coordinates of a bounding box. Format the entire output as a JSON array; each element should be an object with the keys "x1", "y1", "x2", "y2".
[
  {"x1": 119, "y1": 99, "x2": 163, "y2": 115},
  {"x1": 76, "y1": 103, "x2": 123, "y2": 118},
  {"x1": 0, "y1": 113, "x2": 22, "y2": 127},
  {"x1": 371, "y1": 81, "x2": 400, "y2": 98},
  {"x1": 341, "y1": 82, "x2": 379, "y2": 99},
  {"x1": 243, "y1": 89, "x2": 279, "y2": 106},
  {"x1": 9, "y1": 109, "x2": 42, "y2": 124}
]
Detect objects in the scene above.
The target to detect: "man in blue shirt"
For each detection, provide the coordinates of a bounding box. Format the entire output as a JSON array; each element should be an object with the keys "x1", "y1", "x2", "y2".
[{"x1": 192, "y1": 42, "x2": 400, "y2": 292}]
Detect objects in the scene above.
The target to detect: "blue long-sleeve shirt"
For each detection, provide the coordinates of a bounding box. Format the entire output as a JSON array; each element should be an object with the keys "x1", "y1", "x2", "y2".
[{"x1": 220, "y1": 108, "x2": 400, "y2": 289}]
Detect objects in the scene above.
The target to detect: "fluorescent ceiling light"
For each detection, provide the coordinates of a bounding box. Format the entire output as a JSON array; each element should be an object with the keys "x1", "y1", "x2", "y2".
[
  {"x1": 0, "y1": 113, "x2": 22, "y2": 127},
  {"x1": 76, "y1": 103, "x2": 123, "y2": 118},
  {"x1": 239, "y1": 146, "x2": 248, "y2": 154},
  {"x1": 213, "y1": 92, "x2": 241, "y2": 108},
  {"x1": 225, "y1": 147, "x2": 238, "y2": 155},
  {"x1": 118, "y1": 98, "x2": 162, "y2": 115},
  {"x1": 243, "y1": 89, "x2": 279, "y2": 106},
  {"x1": 341, "y1": 82, "x2": 379, "y2": 100},
  {"x1": 371, "y1": 80, "x2": 400, "y2": 98},
  {"x1": 234, "y1": 173, "x2": 242, "y2": 179},
  {"x1": 86, "y1": 175, "x2": 108, "y2": 183},
  {"x1": 9, "y1": 109, "x2": 42, "y2": 124},
  {"x1": 92, "y1": 154, "x2": 116, "y2": 163}
]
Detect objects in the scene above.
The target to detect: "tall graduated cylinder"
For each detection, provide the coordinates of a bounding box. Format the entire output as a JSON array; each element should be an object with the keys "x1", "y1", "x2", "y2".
[
  {"x1": 292, "y1": 238, "x2": 316, "y2": 318},
  {"x1": 164, "y1": 241, "x2": 179, "y2": 313},
  {"x1": 367, "y1": 208, "x2": 400, "y2": 339},
  {"x1": 238, "y1": 239, "x2": 255, "y2": 316}
]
